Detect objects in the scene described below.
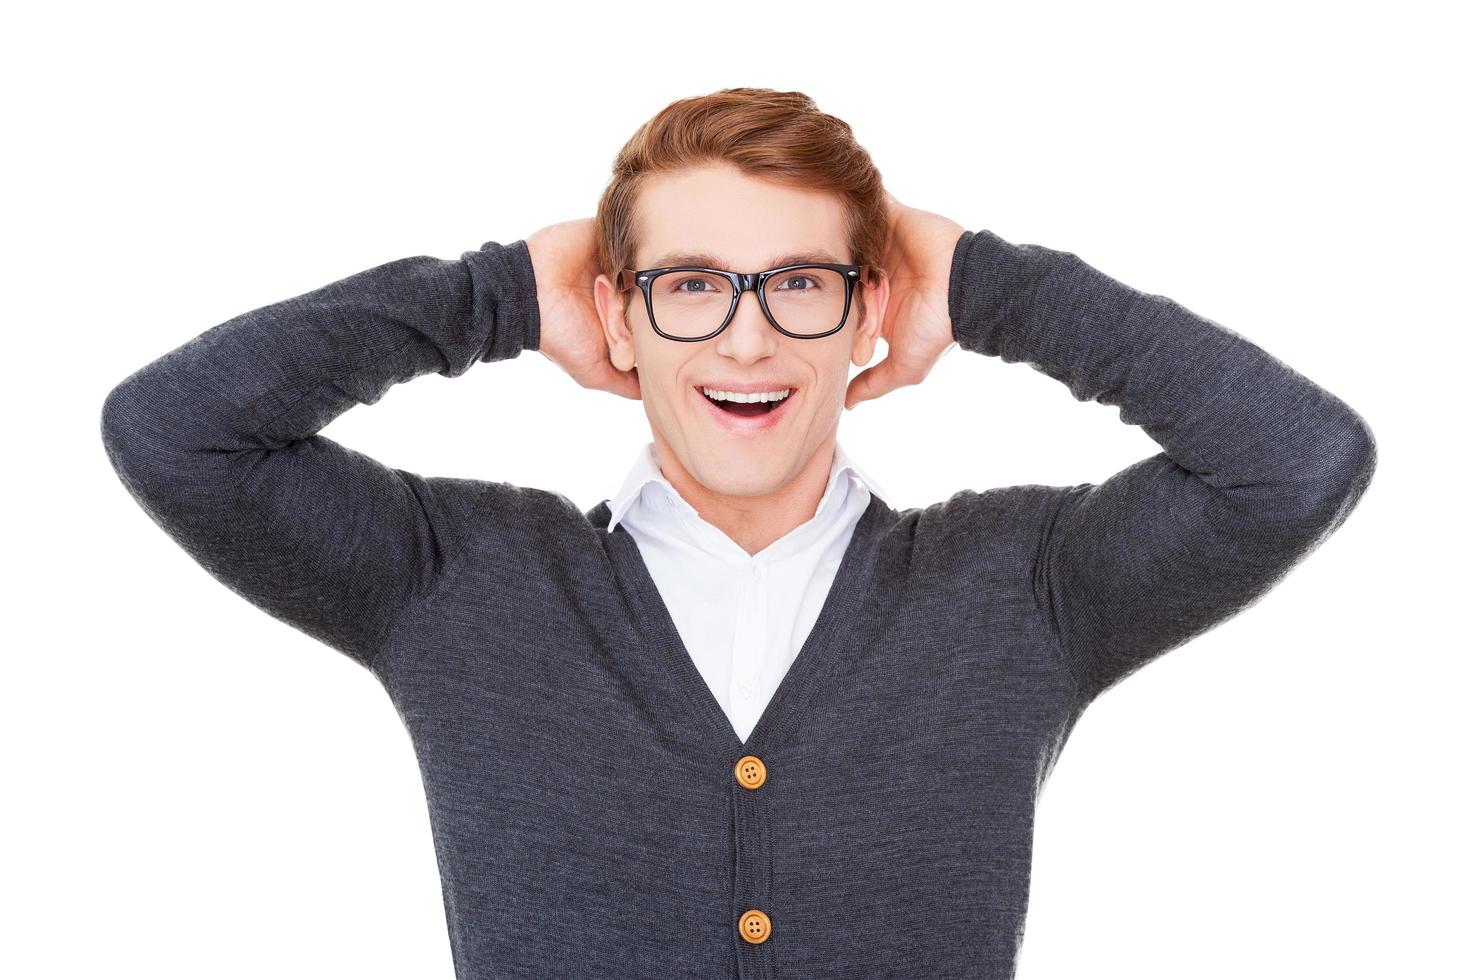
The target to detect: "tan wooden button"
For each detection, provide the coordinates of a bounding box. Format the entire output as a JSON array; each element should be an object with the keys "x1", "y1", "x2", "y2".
[
  {"x1": 738, "y1": 908, "x2": 771, "y2": 944},
  {"x1": 733, "y1": 754, "x2": 767, "y2": 790}
]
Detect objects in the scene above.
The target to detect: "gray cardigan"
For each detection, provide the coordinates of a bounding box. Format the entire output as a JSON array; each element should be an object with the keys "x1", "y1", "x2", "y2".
[{"x1": 100, "y1": 228, "x2": 1376, "y2": 979}]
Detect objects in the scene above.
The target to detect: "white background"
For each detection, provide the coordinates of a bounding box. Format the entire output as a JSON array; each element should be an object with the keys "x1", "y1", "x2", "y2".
[{"x1": 7, "y1": 2, "x2": 1467, "y2": 977}]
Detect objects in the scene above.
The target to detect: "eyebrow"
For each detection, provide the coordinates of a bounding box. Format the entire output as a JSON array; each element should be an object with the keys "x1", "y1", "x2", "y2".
[{"x1": 647, "y1": 249, "x2": 846, "y2": 270}]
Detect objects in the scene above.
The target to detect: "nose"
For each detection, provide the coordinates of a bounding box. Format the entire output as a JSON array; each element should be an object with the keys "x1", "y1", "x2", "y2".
[{"x1": 722, "y1": 285, "x2": 774, "y2": 344}]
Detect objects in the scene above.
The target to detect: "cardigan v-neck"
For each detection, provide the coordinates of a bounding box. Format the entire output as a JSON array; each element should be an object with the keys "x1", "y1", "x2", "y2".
[
  {"x1": 595, "y1": 490, "x2": 891, "y2": 761},
  {"x1": 101, "y1": 230, "x2": 1377, "y2": 979},
  {"x1": 603, "y1": 438, "x2": 891, "y2": 745}
]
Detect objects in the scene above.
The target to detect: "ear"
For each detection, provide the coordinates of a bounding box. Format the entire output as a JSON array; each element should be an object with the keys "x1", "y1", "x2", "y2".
[
  {"x1": 595, "y1": 273, "x2": 638, "y2": 372},
  {"x1": 850, "y1": 271, "x2": 890, "y2": 368}
]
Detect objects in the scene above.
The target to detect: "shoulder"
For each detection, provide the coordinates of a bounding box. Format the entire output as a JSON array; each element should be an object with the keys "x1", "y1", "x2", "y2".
[
  {"x1": 438, "y1": 477, "x2": 595, "y2": 551},
  {"x1": 883, "y1": 483, "x2": 1088, "y2": 588},
  {"x1": 912, "y1": 483, "x2": 1084, "y2": 543}
]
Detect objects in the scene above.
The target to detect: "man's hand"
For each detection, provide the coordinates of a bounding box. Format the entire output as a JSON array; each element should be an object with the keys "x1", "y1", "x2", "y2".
[
  {"x1": 526, "y1": 218, "x2": 642, "y2": 400},
  {"x1": 844, "y1": 191, "x2": 964, "y2": 410}
]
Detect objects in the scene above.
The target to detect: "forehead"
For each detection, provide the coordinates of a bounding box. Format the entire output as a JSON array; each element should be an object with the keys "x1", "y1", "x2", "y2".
[{"x1": 634, "y1": 164, "x2": 850, "y2": 269}]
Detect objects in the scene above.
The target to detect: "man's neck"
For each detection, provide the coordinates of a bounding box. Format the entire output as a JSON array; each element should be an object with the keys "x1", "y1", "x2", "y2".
[{"x1": 651, "y1": 436, "x2": 838, "y2": 556}]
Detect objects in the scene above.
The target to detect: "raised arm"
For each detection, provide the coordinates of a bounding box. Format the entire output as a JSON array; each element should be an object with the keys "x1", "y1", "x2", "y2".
[
  {"x1": 99, "y1": 238, "x2": 540, "y2": 672},
  {"x1": 948, "y1": 229, "x2": 1378, "y2": 704}
]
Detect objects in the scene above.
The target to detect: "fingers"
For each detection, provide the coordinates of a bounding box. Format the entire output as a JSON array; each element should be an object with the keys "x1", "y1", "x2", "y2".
[
  {"x1": 845, "y1": 359, "x2": 898, "y2": 410},
  {"x1": 588, "y1": 360, "x2": 642, "y2": 401},
  {"x1": 845, "y1": 348, "x2": 936, "y2": 409}
]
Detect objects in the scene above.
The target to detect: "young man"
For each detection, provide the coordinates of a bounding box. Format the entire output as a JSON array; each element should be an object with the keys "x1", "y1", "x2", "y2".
[{"x1": 101, "y1": 104, "x2": 1375, "y2": 980}]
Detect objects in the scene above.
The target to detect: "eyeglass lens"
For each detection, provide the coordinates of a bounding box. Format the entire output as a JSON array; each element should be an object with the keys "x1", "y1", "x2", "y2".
[{"x1": 649, "y1": 267, "x2": 848, "y2": 338}]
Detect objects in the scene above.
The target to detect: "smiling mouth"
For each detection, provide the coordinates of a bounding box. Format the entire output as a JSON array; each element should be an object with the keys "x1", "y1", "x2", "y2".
[{"x1": 697, "y1": 387, "x2": 795, "y2": 416}]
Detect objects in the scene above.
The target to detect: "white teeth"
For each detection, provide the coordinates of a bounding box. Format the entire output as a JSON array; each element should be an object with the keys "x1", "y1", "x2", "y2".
[{"x1": 702, "y1": 387, "x2": 792, "y2": 403}]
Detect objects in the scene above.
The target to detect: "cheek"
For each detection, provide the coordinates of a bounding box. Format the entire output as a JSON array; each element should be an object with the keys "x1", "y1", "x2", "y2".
[
  {"x1": 640, "y1": 360, "x2": 695, "y2": 424},
  {"x1": 805, "y1": 352, "x2": 851, "y2": 400},
  {"x1": 648, "y1": 381, "x2": 682, "y2": 419}
]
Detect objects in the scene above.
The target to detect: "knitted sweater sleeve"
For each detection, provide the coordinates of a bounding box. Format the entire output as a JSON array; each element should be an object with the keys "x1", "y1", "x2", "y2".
[
  {"x1": 99, "y1": 239, "x2": 541, "y2": 671},
  {"x1": 948, "y1": 229, "x2": 1377, "y2": 704}
]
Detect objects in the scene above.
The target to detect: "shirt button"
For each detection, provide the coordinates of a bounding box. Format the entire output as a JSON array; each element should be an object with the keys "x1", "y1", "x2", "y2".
[
  {"x1": 736, "y1": 681, "x2": 753, "y2": 700},
  {"x1": 750, "y1": 564, "x2": 763, "y2": 582},
  {"x1": 733, "y1": 754, "x2": 767, "y2": 790},
  {"x1": 738, "y1": 908, "x2": 772, "y2": 944}
]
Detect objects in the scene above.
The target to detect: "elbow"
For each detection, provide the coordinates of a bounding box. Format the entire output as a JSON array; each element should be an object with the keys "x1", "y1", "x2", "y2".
[
  {"x1": 1317, "y1": 402, "x2": 1377, "y2": 499},
  {"x1": 1342, "y1": 406, "x2": 1378, "y2": 492},
  {"x1": 100, "y1": 382, "x2": 138, "y2": 501},
  {"x1": 100, "y1": 370, "x2": 174, "y2": 490},
  {"x1": 1283, "y1": 402, "x2": 1378, "y2": 534},
  {"x1": 100, "y1": 375, "x2": 138, "y2": 472},
  {"x1": 101, "y1": 374, "x2": 144, "y2": 464}
]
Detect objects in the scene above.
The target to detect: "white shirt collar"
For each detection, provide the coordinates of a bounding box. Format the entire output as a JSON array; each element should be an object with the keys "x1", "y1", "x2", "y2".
[{"x1": 605, "y1": 440, "x2": 890, "y2": 534}]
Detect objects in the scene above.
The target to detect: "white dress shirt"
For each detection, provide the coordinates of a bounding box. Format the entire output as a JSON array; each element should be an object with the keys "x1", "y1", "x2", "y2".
[{"x1": 605, "y1": 440, "x2": 892, "y2": 744}]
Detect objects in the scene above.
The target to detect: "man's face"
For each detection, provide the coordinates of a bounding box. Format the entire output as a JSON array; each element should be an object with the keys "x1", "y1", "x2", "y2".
[{"x1": 596, "y1": 162, "x2": 886, "y2": 502}]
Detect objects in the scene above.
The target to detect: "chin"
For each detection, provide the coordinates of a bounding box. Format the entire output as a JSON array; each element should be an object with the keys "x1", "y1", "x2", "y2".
[{"x1": 689, "y1": 448, "x2": 790, "y2": 493}]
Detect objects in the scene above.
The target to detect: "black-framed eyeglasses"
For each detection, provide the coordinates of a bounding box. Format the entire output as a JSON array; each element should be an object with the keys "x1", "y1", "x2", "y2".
[{"x1": 616, "y1": 262, "x2": 876, "y2": 342}]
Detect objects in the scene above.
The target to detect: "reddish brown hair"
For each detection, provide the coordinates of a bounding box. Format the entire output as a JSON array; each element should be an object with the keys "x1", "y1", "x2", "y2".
[{"x1": 596, "y1": 87, "x2": 887, "y2": 322}]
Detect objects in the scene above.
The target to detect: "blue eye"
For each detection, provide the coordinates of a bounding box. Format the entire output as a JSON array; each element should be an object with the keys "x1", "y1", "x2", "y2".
[{"x1": 665, "y1": 273, "x2": 726, "y2": 296}]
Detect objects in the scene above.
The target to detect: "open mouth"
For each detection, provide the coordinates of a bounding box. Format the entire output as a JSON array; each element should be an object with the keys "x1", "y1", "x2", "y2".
[{"x1": 697, "y1": 386, "x2": 796, "y2": 417}]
